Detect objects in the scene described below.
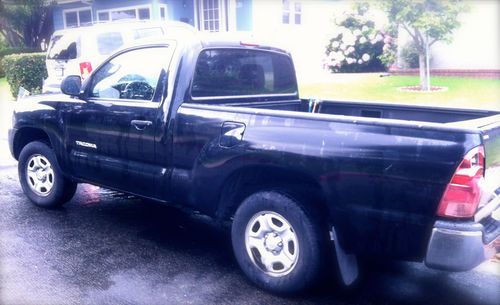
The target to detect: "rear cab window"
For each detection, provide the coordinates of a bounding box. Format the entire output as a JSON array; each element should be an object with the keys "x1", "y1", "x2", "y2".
[{"x1": 191, "y1": 49, "x2": 297, "y2": 99}]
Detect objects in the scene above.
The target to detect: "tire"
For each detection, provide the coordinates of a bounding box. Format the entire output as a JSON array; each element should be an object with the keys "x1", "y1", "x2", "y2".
[
  {"x1": 18, "y1": 141, "x2": 77, "y2": 208},
  {"x1": 231, "y1": 190, "x2": 325, "y2": 294}
]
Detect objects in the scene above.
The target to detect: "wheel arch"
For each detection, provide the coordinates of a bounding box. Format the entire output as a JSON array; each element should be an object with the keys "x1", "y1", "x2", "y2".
[
  {"x1": 12, "y1": 127, "x2": 52, "y2": 160},
  {"x1": 216, "y1": 165, "x2": 330, "y2": 227}
]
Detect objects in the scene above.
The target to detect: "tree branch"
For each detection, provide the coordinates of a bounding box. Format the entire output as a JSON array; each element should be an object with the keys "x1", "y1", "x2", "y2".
[{"x1": 429, "y1": 38, "x2": 439, "y2": 46}]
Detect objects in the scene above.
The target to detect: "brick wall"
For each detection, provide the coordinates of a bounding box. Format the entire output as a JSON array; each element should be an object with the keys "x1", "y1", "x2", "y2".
[{"x1": 389, "y1": 68, "x2": 500, "y2": 79}]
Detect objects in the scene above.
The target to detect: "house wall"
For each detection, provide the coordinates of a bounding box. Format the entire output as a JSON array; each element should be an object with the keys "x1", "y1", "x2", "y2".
[
  {"x1": 53, "y1": 0, "x2": 196, "y2": 31},
  {"x1": 249, "y1": 0, "x2": 342, "y2": 82},
  {"x1": 396, "y1": 0, "x2": 499, "y2": 72},
  {"x1": 430, "y1": 0, "x2": 499, "y2": 70},
  {"x1": 53, "y1": 2, "x2": 92, "y2": 30}
]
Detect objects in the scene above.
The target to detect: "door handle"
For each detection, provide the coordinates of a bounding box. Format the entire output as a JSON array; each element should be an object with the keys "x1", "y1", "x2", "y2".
[{"x1": 131, "y1": 120, "x2": 153, "y2": 130}]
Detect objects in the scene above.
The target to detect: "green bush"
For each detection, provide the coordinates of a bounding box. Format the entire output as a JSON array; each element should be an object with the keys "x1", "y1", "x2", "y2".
[
  {"x1": 400, "y1": 43, "x2": 420, "y2": 69},
  {"x1": 2, "y1": 53, "x2": 47, "y2": 97},
  {"x1": 0, "y1": 48, "x2": 39, "y2": 77}
]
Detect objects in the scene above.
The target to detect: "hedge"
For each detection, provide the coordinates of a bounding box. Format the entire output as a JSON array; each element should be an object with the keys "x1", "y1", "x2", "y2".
[
  {"x1": 0, "y1": 48, "x2": 39, "y2": 77},
  {"x1": 1, "y1": 53, "x2": 47, "y2": 97}
]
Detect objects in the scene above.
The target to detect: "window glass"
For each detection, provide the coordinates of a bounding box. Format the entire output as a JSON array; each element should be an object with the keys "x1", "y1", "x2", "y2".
[
  {"x1": 96, "y1": 32, "x2": 124, "y2": 55},
  {"x1": 160, "y1": 7, "x2": 166, "y2": 20},
  {"x1": 90, "y1": 47, "x2": 174, "y2": 101},
  {"x1": 111, "y1": 9, "x2": 136, "y2": 21},
  {"x1": 65, "y1": 11, "x2": 78, "y2": 27},
  {"x1": 79, "y1": 10, "x2": 92, "y2": 25},
  {"x1": 201, "y1": 0, "x2": 221, "y2": 31},
  {"x1": 138, "y1": 8, "x2": 150, "y2": 20},
  {"x1": 294, "y1": 3, "x2": 302, "y2": 24},
  {"x1": 282, "y1": 0, "x2": 290, "y2": 24},
  {"x1": 47, "y1": 34, "x2": 79, "y2": 60},
  {"x1": 133, "y1": 27, "x2": 164, "y2": 40},
  {"x1": 191, "y1": 49, "x2": 297, "y2": 98},
  {"x1": 98, "y1": 12, "x2": 109, "y2": 21}
]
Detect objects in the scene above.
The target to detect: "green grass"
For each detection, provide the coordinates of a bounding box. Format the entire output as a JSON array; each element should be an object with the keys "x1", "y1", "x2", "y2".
[
  {"x1": 0, "y1": 77, "x2": 12, "y2": 99},
  {"x1": 299, "y1": 74, "x2": 500, "y2": 110},
  {"x1": 1, "y1": 75, "x2": 499, "y2": 110}
]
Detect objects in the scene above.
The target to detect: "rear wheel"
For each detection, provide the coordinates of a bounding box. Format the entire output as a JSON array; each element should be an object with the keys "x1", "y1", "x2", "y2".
[
  {"x1": 18, "y1": 141, "x2": 77, "y2": 208},
  {"x1": 231, "y1": 190, "x2": 325, "y2": 294}
]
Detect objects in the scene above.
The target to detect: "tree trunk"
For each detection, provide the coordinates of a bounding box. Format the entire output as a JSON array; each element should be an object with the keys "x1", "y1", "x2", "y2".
[{"x1": 418, "y1": 52, "x2": 430, "y2": 91}]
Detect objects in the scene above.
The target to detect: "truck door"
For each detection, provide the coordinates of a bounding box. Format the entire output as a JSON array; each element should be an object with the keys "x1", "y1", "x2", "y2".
[{"x1": 65, "y1": 46, "x2": 173, "y2": 198}]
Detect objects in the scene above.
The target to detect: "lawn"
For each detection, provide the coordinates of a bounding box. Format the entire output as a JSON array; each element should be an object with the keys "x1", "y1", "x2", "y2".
[
  {"x1": 299, "y1": 74, "x2": 500, "y2": 110},
  {"x1": 1, "y1": 75, "x2": 499, "y2": 110},
  {"x1": 0, "y1": 78, "x2": 13, "y2": 101}
]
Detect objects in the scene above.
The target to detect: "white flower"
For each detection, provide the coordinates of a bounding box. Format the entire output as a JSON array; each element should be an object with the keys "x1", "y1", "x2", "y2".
[
  {"x1": 358, "y1": 59, "x2": 364, "y2": 64},
  {"x1": 362, "y1": 26, "x2": 369, "y2": 32},
  {"x1": 375, "y1": 34, "x2": 383, "y2": 42},
  {"x1": 362, "y1": 53, "x2": 371, "y2": 61},
  {"x1": 338, "y1": 53, "x2": 345, "y2": 61},
  {"x1": 331, "y1": 41, "x2": 340, "y2": 48},
  {"x1": 346, "y1": 46, "x2": 355, "y2": 54},
  {"x1": 342, "y1": 32, "x2": 356, "y2": 46},
  {"x1": 340, "y1": 43, "x2": 347, "y2": 51},
  {"x1": 346, "y1": 57, "x2": 355, "y2": 64},
  {"x1": 353, "y1": 29, "x2": 362, "y2": 37},
  {"x1": 359, "y1": 37, "x2": 367, "y2": 44}
]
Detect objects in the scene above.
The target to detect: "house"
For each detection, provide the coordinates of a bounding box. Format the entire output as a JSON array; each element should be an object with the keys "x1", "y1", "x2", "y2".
[
  {"x1": 53, "y1": 0, "x2": 257, "y2": 32},
  {"x1": 52, "y1": 0, "x2": 341, "y2": 81}
]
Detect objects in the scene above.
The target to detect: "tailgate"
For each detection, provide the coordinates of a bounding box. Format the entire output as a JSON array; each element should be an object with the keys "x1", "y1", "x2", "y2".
[
  {"x1": 479, "y1": 116, "x2": 500, "y2": 193},
  {"x1": 476, "y1": 115, "x2": 500, "y2": 246}
]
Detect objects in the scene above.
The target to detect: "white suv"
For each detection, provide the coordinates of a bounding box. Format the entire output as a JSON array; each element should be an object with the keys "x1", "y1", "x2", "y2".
[{"x1": 43, "y1": 21, "x2": 194, "y2": 93}]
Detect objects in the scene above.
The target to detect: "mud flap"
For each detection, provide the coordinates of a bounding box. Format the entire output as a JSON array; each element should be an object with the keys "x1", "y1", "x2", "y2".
[{"x1": 330, "y1": 227, "x2": 359, "y2": 286}]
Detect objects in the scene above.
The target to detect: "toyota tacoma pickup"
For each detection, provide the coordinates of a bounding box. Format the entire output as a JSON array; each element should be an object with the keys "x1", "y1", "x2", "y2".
[{"x1": 8, "y1": 26, "x2": 500, "y2": 293}]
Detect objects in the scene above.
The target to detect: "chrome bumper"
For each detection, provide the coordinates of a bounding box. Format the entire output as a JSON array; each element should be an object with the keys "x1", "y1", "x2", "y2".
[{"x1": 425, "y1": 216, "x2": 499, "y2": 271}]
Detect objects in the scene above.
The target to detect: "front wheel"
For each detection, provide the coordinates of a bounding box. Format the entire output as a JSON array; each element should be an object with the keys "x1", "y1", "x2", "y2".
[
  {"x1": 18, "y1": 141, "x2": 77, "y2": 208},
  {"x1": 231, "y1": 190, "x2": 325, "y2": 294}
]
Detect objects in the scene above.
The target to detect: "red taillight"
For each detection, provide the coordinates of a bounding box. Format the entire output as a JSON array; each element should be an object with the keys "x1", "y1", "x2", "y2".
[
  {"x1": 437, "y1": 146, "x2": 485, "y2": 218},
  {"x1": 79, "y1": 62, "x2": 93, "y2": 79}
]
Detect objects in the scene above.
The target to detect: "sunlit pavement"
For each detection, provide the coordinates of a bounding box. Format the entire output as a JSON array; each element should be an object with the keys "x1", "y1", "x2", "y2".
[{"x1": 0, "y1": 108, "x2": 499, "y2": 305}]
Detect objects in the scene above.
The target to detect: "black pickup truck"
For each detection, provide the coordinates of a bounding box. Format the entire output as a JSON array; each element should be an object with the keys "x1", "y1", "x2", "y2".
[{"x1": 8, "y1": 26, "x2": 500, "y2": 293}]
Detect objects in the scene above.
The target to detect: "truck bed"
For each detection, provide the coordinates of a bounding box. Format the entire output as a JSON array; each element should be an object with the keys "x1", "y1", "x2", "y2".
[{"x1": 223, "y1": 98, "x2": 499, "y2": 124}]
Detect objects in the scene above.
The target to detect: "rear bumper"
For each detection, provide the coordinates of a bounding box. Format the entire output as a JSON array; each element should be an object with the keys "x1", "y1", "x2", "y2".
[{"x1": 425, "y1": 216, "x2": 499, "y2": 271}]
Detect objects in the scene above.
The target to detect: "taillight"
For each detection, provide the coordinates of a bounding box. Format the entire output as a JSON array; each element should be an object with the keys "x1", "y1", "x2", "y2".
[
  {"x1": 79, "y1": 61, "x2": 93, "y2": 79},
  {"x1": 437, "y1": 146, "x2": 485, "y2": 218}
]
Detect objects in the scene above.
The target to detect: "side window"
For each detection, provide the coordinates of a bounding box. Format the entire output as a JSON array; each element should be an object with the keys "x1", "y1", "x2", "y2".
[
  {"x1": 191, "y1": 49, "x2": 297, "y2": 98},
  {"x1": 89, "y1": 47, "x2": 173, "y2": 101},
  {"x1": 96, "y1": 32, "x2": 124, "y2": 56}
]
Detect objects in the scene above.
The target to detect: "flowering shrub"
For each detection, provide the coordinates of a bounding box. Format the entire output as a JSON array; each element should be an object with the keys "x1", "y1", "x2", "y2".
[{"x1": 325, "y1": 4, "x2": 396, "y2": 73}]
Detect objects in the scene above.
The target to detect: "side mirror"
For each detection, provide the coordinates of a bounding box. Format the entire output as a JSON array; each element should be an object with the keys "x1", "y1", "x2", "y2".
[{"x1": 61, "y1": 75, "x2": 82, "y2": 96}]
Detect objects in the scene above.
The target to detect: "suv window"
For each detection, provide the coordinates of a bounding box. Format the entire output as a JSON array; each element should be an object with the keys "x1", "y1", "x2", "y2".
[
  {"x1": 89, "y1": 46, "x2": 173, "y2": 101},
  {"x1": 191, "y1": 49, "x2": 297, "y2": 98},
  {"x1": 96, "y1": 32, "x2": 124, "y2": 56},
  {"x1": 47, "y1": 34, "x2": 79, "y2": 60}
]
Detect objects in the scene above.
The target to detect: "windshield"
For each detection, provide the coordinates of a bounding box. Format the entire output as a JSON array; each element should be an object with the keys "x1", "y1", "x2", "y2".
[{"x1": 47, "y1": 33, "x2": 80, "y2": 60}]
